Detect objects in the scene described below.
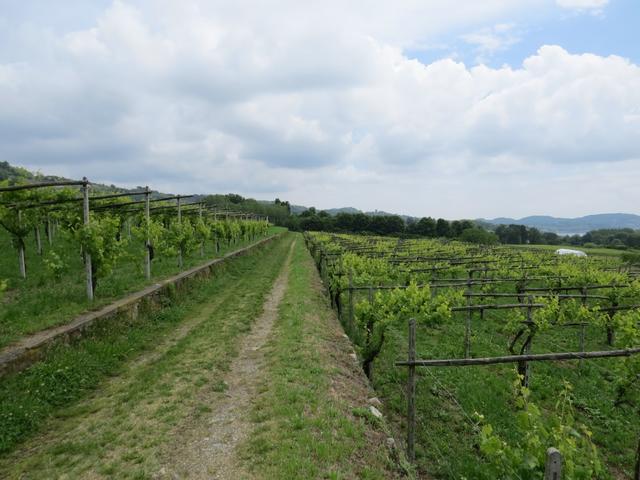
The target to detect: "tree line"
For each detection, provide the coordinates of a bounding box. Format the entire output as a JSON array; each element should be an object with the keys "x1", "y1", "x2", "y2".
[
  {"x1": 281, "y1": 208, "x2": 498, "y2": 244},
  {"x1": 282, "y1": 207, "x2": 640, "y2": 251},
  {"x1": 493, "y1": 224, "x2": 640, "y2": 249}
]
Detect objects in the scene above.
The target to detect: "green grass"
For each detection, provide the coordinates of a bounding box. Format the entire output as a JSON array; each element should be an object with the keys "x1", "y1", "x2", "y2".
[
  {"x1": 0, "y1": 233, "x2": 293, "y2": 477},
  {"x1": 241, "y1": 235, "x2": 402, "y2": 479},
  {"x1": 0, "y1": 226, "x2": 285, "y2": 348}
]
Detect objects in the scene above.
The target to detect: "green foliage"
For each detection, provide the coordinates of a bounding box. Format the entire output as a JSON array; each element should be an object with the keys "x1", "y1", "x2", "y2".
[
  {"x1": 307, "y1": 231, "x2": 639, "y2": 476},
  {"x1": 167, "y1": 218, "x2": 198, "y2": 258},
  {"x1": 621, "y1": 252, "x2": 640, "y2": 264},
  {"x1": 194, "y1": 217, "x2": 211, "y2": 245},
  {"x1": 608, "y1": 309, "x2": 640, "y2": 406},
  {"x1": 42, "y1": 251, "x2": 67, "y2": 279},
  {"x1": 75, "y1": 215, "x2": 127, "y2": 284},
  {"x1": 354, "y1": 282, "x2": 463, "y2": 375},
  {"x1": 474, "y1": 372, "x2": 605, "y2": 479},
  {"x1": 131, "y1": 216, "x2": 172, "y2": 259}
]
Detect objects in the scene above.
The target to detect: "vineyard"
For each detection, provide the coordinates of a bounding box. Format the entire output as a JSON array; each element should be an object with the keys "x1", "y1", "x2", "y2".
[
  {"x1": 306, "y1": 232, "x2": 640, "y2": 479},
  {"x1": 0, "y1": 179, "x2": 272, "y2": 348},
  {"x1": 3, "y1": 178, "x2": 640, "y2": 479}
]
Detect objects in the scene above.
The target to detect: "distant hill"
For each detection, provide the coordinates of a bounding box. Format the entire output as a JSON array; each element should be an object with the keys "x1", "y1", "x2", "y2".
[
  {"x1": 0, "y1": 161, "x2": 67, "y2": 184},
  {"x1": 324, "y1": 207, "x2": 362, "y2": 216},
  {"x1": 482, "y1": 214, "x2": 640, "y2": 235},
  {"x1": 293, "y1": 205, "x2": 418, "y2": 222}
]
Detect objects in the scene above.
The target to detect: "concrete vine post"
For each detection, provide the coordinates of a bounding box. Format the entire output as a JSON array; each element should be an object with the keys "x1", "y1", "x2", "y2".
[
  {"x1": 46, "y1": 214, "x2": 52, "y2": 246},
  {"x1": 17, "y1": 210, "x2": 26, "y2": 278},
  {"x1": 544, "y1": 447, "x2": 563, "y2": 480},
  {"x1": 144, "y1": 186, "x2": 151, "y2": 280},
  {"x1": 177, "y1": 195, "x2": 183, "y2": 269},
  {"x1": 214, "y1": 212, "x2": 220, "y2": 253},
  {"x1": 635, "y1": 434, "x2": 640, "y2": 480},
  {"x1": 82, "y1": 178, "x2": 93, "y2": 302},
  {"x1": 199, "y1": 203, "x2": 204, "y2": 257},
  {"x1": 35, "y1": 225, "x2": 42, "y2": 255}
]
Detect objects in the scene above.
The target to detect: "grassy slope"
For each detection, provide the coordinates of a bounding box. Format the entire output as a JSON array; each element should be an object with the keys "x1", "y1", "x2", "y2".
[
  {"x1": 241, "y1": 236, "x2": 402, "y2": 479},
  {"x1": 0, "y1": 226, "x2": 284, "y2": 348},
  {"x1": 0, "y1": 233, "x2": 293, "y2": 476}
]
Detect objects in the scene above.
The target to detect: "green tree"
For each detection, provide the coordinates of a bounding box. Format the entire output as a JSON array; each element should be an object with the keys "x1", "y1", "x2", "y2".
[
  {"x1": 460, "y1": 227, "x2": 498, "y2": 245},
  {"x1": 436, "y1": 218, "x2": 451, "y2": 237}
]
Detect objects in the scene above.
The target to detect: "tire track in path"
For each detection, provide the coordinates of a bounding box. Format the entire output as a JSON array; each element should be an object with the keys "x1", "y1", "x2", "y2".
[{"x1": 159, "y1": 239, "x2": 296, "y2": 479}]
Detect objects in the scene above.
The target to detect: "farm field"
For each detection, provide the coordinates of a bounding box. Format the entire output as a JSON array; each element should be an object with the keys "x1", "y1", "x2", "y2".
[
  {"x1": 0, "y1": 233, "x2": 399, "y2": 479},
  {"x1": 1, "y1": 178, "x2": 638, "y2": 479},
  {"x1": 306, "y1": 232, "x2": 640, "y2": 479}
]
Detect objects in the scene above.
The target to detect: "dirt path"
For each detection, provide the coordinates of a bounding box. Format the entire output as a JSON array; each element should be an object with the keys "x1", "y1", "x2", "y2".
[{"x1": 159, "y1": 239, "x2": 296, "y2": 479}]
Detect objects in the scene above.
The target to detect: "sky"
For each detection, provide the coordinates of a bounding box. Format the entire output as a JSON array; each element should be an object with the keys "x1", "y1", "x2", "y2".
[{"x1": 0, "y1": 0, "x2": 639, "y2": 219}]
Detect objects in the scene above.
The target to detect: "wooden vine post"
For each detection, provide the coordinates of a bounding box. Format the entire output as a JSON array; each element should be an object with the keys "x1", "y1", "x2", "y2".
[
  {"x1": 348, "y1": 270, "x2": 354, "y2": 336},
  {"x1": 144, "y1": 186, "x2": 151, "y2": 280},
  {"x1": 82, "y1": 178, "x2": 93, "y2": 302},
  {"x1": 521, "y1": 296, "x2": 534, "y2": 387},
  {"x1": 579, "y1": 286, "x2": 587, "y2": 367},
  {"x1": 464, "y1": 279, "x2": 472, "y2": 358},
  {"x1": 407, "y1": 318, "x2": 417, "y2": 463},
  {"x1": 607, "y1": 298, "x2": 618, "y2": 346}
]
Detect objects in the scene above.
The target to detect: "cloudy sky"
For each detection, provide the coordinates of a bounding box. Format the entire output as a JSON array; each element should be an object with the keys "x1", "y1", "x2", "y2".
[{"x1": 1, "y1": 0, "x2": 639, "y2": 219}]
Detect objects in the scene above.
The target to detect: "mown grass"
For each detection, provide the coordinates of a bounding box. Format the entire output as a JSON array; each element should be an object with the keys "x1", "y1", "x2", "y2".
[
  {"x1": 0, "y1": 226, "x2": 284, "y2": 348},
  {"x1": 0, "y1": 232, "x2": 291, "y2": 475},
  {"x1": 242, "y1": 235, "x2": 402, "y2": 479}
]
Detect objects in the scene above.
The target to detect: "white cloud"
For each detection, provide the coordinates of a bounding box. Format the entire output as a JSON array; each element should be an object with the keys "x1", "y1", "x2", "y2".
[
  {"x1": 556, "y1": 0, "x2": 608, "y2": 9},
  {"x1": 461, "y1": 23, "x2": 522, "y2": 63},
  {"x1": 0, "y1": 1, "x2": 638, "y2": 218},
  {"x1": 555, "y1": 0, "x2": 609, "y2": 15}
]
